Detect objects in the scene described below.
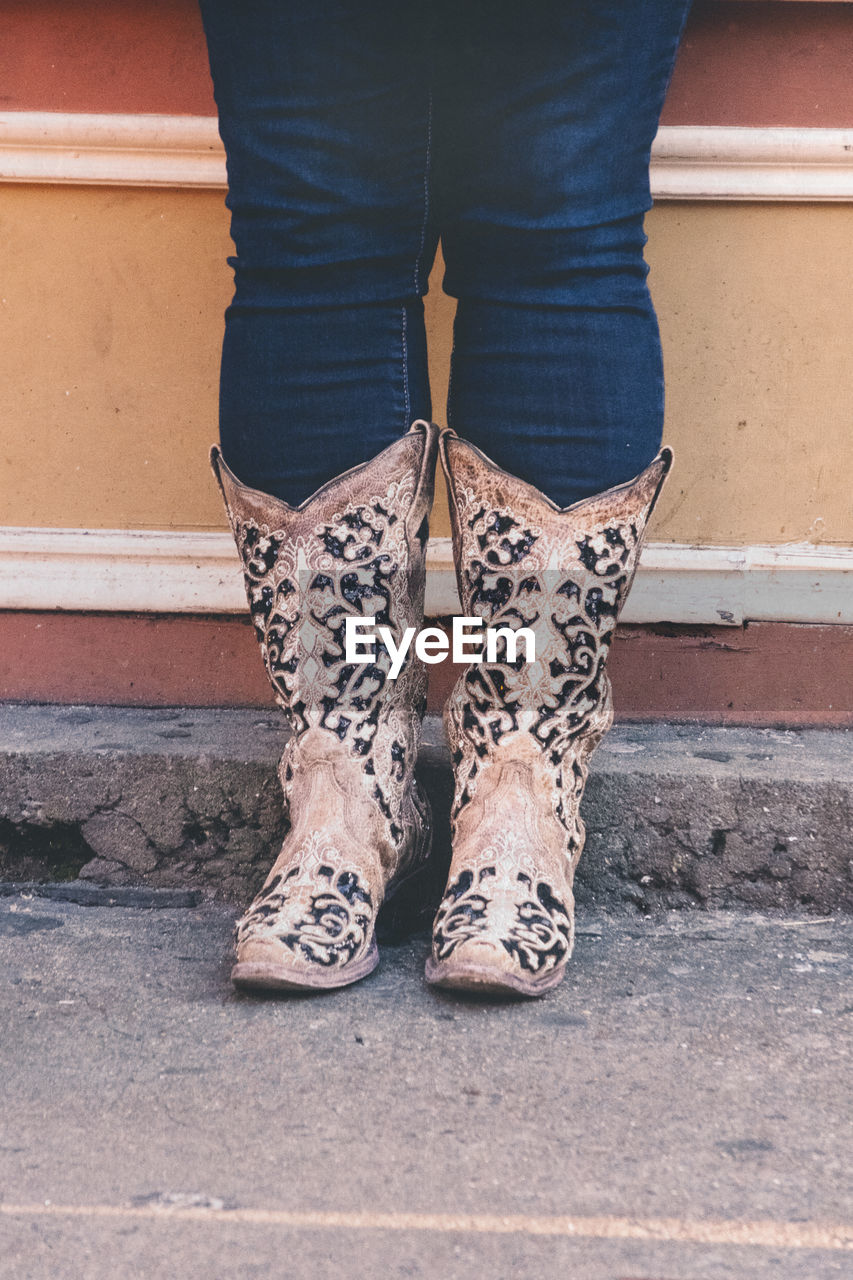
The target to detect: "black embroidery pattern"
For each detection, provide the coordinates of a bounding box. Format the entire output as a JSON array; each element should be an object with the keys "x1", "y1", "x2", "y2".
[
  {"x1": 431, "y1": 866, "x2": 490, "y2": 958},
  {"x1": 235, "y1": 507, "x2": 396, "y2": 740},
  {"x1": 232, "y1": 477, "x2": 426, "y2": 855},
  {"x1": 235, "y1": 838, "x2": 373, "y2": 969},
  {"x1": 447, "y1": 495, "x2": 641, "y2": 853},
  {"x1": 501, "y1": 882, "x2": 572, "y2": 974},
  {"x1": 431, "y1": 860, "x2": 571, "y2": 976}
]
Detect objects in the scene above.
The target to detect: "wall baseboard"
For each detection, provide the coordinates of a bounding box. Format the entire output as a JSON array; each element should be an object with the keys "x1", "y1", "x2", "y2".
[
  {"x1": 3, "y1": 114, "x2": 853, "y2": 200},
  {"x1": 1, "y1": 527, "x2": 852, "y2": 625}
]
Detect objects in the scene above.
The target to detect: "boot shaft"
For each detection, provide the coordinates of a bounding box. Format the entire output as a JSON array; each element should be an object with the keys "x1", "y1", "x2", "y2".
[
  {"x1": 440, "y1": 431, "x2": 672, "y2": 866},
  {"x1": 212, "y1": 422, "x2": 439, "y2": 738},
  {"x1": 212, "y1": 421, "x2": 439, "y2": 868},
  {"x1": 440, "y1": 430, "x2": 672, "y2": 750}
]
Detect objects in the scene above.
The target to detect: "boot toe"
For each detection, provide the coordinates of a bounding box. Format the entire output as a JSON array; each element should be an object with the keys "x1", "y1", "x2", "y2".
[
  {"x1": 427, "y1": 860, "x2": 573, "y2": 998},
  {"x1": 232, "y1": 932, "x2": 379, "y2": 991},
  {"x1": 425, "y1": 936, "x2": 567, "y2": 998},
  {"x1": 232, "y1": 869, "x2": 380, "y2": 991}
]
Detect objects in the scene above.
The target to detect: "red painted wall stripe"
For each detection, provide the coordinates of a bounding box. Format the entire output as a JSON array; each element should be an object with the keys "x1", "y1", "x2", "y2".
[
  {"x1": 1, "y1": 612, "x2": 851, "y2": 728},
  {"x1": 1, "y1": 3, "x2": 853, "y2": 127}
]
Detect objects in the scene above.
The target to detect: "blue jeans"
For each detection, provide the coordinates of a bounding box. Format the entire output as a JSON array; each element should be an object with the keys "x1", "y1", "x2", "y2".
[{"x1": 199, "y1": 0, "x2": 691, "y2": 507}]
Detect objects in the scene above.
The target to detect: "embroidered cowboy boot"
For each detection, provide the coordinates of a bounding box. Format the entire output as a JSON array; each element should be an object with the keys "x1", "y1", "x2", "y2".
[
  {"x1": 426, "y1": 430, "x2": 672, "y2": 997},
  {"x1": 212, "y1": 421, "x2": 439, "y2": 991}
]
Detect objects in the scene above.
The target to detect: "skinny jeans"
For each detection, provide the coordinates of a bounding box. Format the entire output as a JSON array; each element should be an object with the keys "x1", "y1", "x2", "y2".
[{"x1": 199, "y1": 0, "x2": 692, "y2": 508}]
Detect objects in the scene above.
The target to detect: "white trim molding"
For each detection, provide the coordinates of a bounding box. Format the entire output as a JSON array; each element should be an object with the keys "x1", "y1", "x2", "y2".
[
  {"x1": 621, "y1": 541, "x2": 853, "y2": 627},
  {"x1": 1, "y1": 528, "x2": 852, "y2": 626},
  {"x1": 651, "y1": 125, "x2": 853, "y2": 202},
  {"x1": 0, "y1": 112, "x2": 225, "y2": 189},
  {"x1": 3, "y1": 114, "x2": 853, "y2": 200}
]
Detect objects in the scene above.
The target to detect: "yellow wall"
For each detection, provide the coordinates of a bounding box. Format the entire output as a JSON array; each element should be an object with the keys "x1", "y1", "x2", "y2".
[
  {"x1": 648, "y1": 202, "x2": 853, "y2": 546},
  {"x1": 1, "y1": 186, "x2": 228, "y2": 530},
  {"x1": 1, "y1": 185, "x2": 852, "y2": 546}
]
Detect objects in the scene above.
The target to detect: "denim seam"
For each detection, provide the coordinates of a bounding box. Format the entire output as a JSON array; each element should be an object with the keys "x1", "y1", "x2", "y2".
[
  {"x1": 413, "y1": 88, "x2": 433, "y2": 297},
  {"x1": 401, "y1": 303, "x2": 411, "y2": 430},
  {"x1": 446, "y1": 308, "x2": 456, "y2": 432}
]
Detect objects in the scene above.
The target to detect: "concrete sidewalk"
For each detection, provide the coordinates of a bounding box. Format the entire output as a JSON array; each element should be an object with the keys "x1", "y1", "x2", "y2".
[{"x1": 0, "y1": 897, "x2": 850, "y2": 1279}]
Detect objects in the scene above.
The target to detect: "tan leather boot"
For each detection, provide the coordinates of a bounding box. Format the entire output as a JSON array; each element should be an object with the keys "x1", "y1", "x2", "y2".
[
  {"x1": 212, "y1": 421, "x2": 439, "y2": 991},
  {"x1": 426, "y1": 431, "x2": 672, "y2": 997}
]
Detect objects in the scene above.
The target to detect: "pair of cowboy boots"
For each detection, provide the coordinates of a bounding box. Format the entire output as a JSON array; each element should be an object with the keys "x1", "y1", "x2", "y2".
[{"x1": 212, "y1": 421, "x2": 671, "y2": 998}]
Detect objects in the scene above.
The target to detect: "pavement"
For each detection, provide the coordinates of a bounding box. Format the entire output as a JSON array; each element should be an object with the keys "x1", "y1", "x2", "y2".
[{"x1": 1, "y1": 896, "x2": 850, "y2": 1279}]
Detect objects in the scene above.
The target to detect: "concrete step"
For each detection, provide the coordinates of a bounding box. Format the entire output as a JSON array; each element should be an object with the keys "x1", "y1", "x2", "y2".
[{"x1": 0, "y1": 703, "x2": 851, "y2": 913}]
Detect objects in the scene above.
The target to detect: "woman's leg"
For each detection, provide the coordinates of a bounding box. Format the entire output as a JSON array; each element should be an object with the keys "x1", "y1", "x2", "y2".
[
  {"x1": 425, "y1": 1, "x2": 691, "y2": 997},
  {"x1": 199, "y1": 3, "x2": 444, "y2": 993},
  {"x1": 199, "y1": 0, "x2": 438, "y2": 504},
  {"x1": 433, "y1": 0, "x2": 692, "y2": 507}
]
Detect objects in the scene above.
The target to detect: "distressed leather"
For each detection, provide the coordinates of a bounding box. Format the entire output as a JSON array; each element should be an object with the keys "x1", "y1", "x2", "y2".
[
  {"x1": 427, "y1": 430, "x2": 672, "y2": 996},
  {"x1": 212, "y1": 421, "x2": 439, "y2": 989}
]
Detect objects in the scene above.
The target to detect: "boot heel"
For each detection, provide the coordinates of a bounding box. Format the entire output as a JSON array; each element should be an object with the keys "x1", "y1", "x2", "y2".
[{"x1": 377, "y1": 806, "x2": 435, "y2": 941}]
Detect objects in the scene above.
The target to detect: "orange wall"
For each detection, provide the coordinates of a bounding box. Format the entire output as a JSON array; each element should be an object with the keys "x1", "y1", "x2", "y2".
[
  {"x1": 2, "y1": 184, "x2": 853, "y2": 547},
  {"x1": 2, "y1": 2, "x2": 853, "y2": 548}
]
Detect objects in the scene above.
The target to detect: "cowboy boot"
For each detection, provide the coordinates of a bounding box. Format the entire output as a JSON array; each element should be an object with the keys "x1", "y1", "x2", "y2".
[
  {"x1": 426, "y1": 430, "x2": 672, "y2": 997},
  {"x1": 212, "y1": 420, "x2": 439, "y2": 991}
]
